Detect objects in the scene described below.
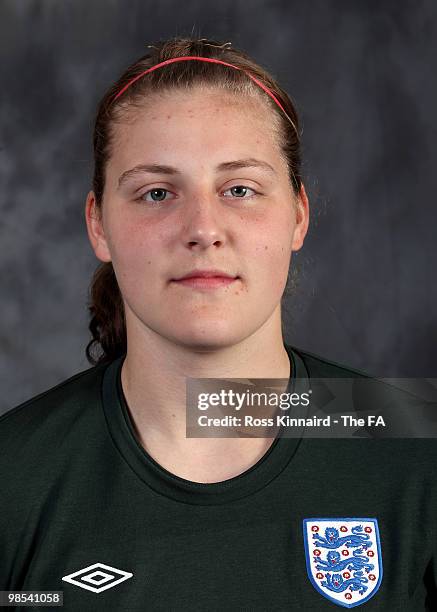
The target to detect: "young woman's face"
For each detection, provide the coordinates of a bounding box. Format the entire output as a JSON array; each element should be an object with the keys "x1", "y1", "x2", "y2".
[{"x1": 86, "y1": 87, "x2": 309, "y2": 350}]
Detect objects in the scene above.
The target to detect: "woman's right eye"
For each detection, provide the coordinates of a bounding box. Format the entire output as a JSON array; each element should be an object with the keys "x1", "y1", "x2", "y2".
[{"x1": 136, "y1": 188, "x2": 175, "y2": 203}]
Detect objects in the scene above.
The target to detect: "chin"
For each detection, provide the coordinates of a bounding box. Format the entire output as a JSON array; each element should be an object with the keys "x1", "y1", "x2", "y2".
[{"x1": 165, "y1": 323, "x2": 247, "y2": 351}]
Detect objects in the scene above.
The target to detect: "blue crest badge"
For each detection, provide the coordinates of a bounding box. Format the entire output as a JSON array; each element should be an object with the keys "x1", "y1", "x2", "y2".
[{"x1": 303, "y1": 518, "x2": 382, "y2": 608}]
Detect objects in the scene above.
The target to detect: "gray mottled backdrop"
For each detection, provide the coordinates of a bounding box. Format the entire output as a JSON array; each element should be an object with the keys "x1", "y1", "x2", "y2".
[{"x1": 1, "y1": 0, "x2": 436, "y2": 414}]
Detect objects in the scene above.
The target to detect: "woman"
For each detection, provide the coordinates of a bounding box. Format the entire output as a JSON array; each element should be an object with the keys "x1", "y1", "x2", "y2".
[{"x1": 1, "y1": 37, "x2": 436, "y2": 611}]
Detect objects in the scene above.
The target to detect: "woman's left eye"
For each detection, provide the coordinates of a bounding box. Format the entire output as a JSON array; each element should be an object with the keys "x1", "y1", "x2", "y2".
[{"x1": 222, "y1": 185, "x2": 257, "y2": 198}]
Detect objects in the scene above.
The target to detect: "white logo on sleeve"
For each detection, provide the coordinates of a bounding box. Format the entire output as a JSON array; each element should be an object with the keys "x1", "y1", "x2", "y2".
[{"x1": 62, "y1": 562, "x2": 133, "y2": 593}]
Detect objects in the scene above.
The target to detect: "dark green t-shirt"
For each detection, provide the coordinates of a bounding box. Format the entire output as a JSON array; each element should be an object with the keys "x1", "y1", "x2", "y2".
[{"x1": 1, "y1": 344, "x2": 436, "y2": 610}]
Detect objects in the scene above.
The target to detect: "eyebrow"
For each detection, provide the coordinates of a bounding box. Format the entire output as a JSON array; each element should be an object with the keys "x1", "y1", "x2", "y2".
[{"x1": 117, "y1": 158, "x2": 277, "y2": 189}]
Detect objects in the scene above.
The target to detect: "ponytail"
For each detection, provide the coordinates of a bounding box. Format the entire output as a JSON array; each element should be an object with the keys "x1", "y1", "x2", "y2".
[{"x1": 85, "y1": 262, "x2": 126, "y2": 365}]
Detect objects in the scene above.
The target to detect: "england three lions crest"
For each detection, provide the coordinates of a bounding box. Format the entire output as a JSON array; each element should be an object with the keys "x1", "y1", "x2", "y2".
[{"x1": 303, "y1": 518, "x2": 382, "y2": 608}]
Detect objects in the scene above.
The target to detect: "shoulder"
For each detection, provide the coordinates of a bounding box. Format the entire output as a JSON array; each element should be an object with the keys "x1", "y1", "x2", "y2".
[
  {"x1": 0, "y1": 361, "x2": 108, "y2": 455},
  {"x1": 0, "y1": 361, "x2": 115, "y2": 534},
  {"x1": 287, "y1": 344, "x2": 371, "y2": 378},
  {"x1": 287, "y1": 344, "x2": 437, "y2": 461}
]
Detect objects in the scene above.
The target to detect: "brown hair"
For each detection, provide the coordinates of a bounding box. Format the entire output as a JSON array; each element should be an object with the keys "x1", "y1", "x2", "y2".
[{"x1": 85, "y1": 36, "x2": 303, "y2": 366}]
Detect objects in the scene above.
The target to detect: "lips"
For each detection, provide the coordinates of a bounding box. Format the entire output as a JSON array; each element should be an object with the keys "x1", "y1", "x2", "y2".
[
  {"x1": 171, "y1": 269, "x2": 239, "y2": 290},
  {"x1": 172, "y1": 269, "x2": 238, "y2": 281}
]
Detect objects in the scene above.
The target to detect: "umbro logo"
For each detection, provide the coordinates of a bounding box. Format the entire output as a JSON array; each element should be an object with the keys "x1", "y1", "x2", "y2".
[{"x1": 62, "y1": 562, "x2": 133, "y2": 593}]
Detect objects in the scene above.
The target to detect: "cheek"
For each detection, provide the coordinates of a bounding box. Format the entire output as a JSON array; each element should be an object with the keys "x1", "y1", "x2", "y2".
[
  {"x1": 246, "y1": 210, "x2": 294, "y2": 276},
  {"x1": 107, "y1": 220, "x2": 161, "y2": 285},
  {"x1": 252, "y1": 243, "x2": 291, "y2": 298}
]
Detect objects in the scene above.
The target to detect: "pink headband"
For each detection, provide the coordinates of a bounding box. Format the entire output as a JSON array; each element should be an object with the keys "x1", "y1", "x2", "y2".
[{"x1": 111, "y1": 56, "x2": 297, "y2": 131}]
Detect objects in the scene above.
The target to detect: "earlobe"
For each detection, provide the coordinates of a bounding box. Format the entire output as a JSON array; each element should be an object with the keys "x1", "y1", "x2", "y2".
[
  {"x1": 84, "y1": 191, "x2": 112, "y2": 263},
  {"x1": 291, "y1": 183, "x2": 310, "y2": 252}
]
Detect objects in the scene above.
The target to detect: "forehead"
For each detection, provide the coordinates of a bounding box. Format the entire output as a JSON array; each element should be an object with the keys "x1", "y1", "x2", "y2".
[
  {"x1": 117, "y1": 85, "x2": 279, "y2": 126},
  {"x1": 113, "y1": 87, "x2": 279, "y2": 138},
  {"x1": 109, "y1": 87, "x2": 286, "y2": 171}
]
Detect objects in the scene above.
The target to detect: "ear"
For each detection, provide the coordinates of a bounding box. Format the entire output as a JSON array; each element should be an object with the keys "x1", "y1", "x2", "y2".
[
  {"x1": 84, "y1": 191, "x2": 112, "y2": 262},
  {"x1": 291, "y1": 183, "x2": 310, "y2": 252}
]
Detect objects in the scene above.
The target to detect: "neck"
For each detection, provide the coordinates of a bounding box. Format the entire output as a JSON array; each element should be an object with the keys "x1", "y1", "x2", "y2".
[{"x1": 120, "y1": 305, "x2": 291, "y2": 483}]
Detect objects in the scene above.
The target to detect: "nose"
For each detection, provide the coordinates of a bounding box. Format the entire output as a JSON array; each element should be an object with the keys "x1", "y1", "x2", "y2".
[{"x1": 180, "y1": 190, "x2": 226, "y2": 250}]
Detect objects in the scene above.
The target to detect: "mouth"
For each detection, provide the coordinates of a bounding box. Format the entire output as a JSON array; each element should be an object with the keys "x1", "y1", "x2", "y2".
[
  {"x1": 171, "y1": 276, "x2": 240, "y2": 290},
  {"x1": 170, "y1": 268, "x2": 240, "y2": 290}
]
